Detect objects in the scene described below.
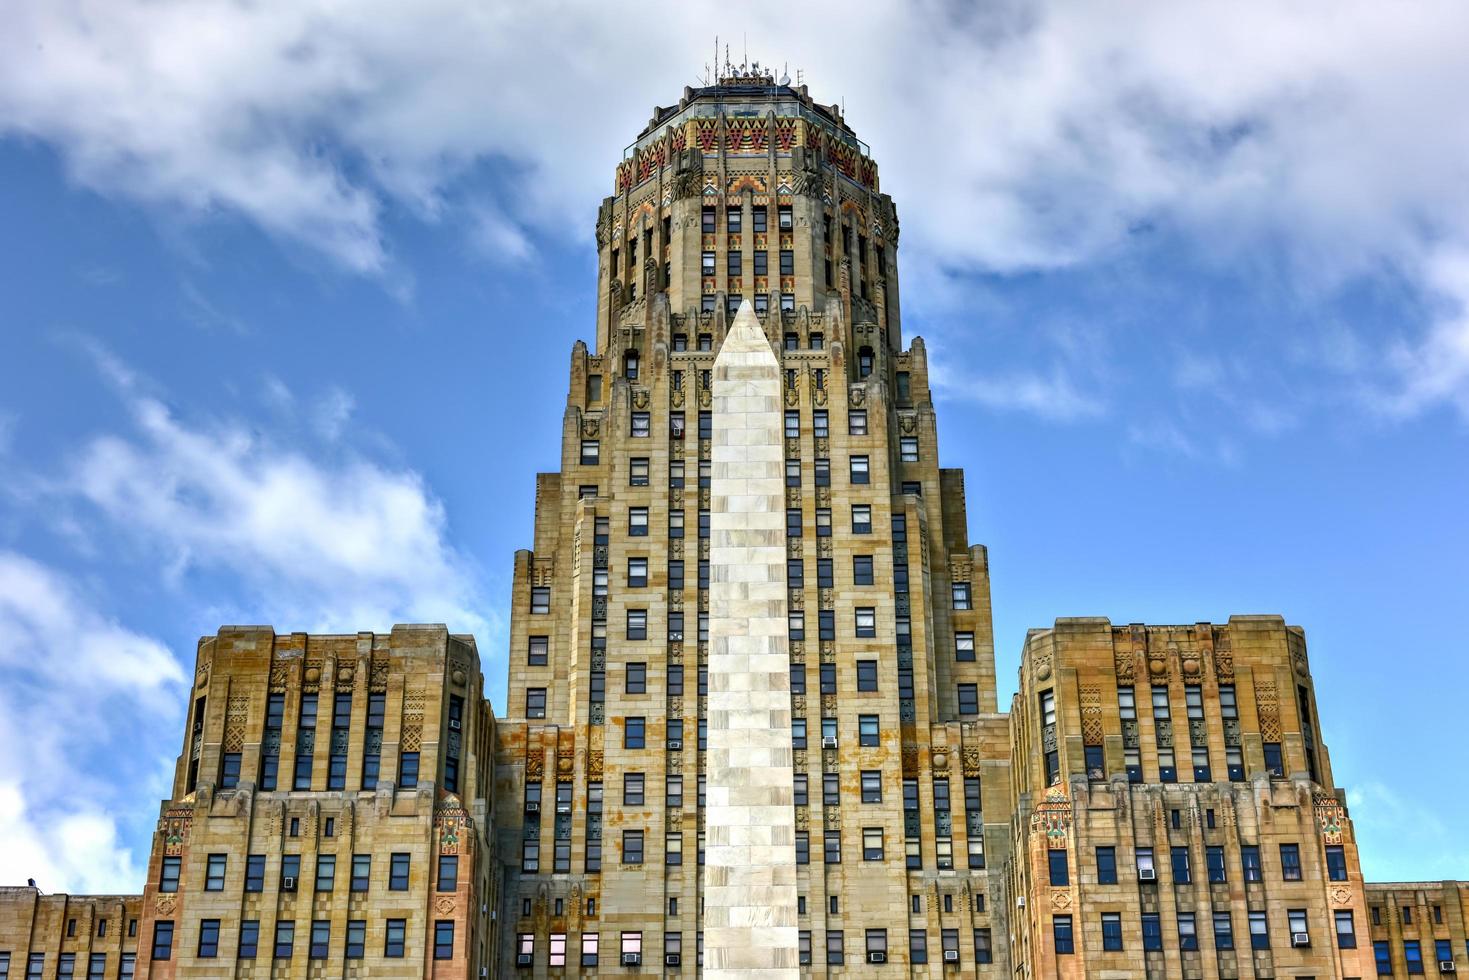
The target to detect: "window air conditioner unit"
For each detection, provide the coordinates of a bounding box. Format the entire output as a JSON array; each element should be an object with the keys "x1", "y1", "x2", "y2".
[
  {"x1": 556, "y1": 803, "x2": 571, "y2": 814},
  {"x1": 1440, "y1": 961, "x2": 1456, "y2": 972},
  {"x1": 668, "y1": 739, "x2": 683, "y2": 751},
  {"x1": 281, "y1": 876, "x2": 297, "y2": 891},
  {"x1": 449, "y1": 718, "x2": 461, "y2": 731},
  {"x1": 1016, "y1": 896, "x2": 1025, "y2": 908},
  {"x1": 1291, "y1": 932, "x2": 1310, "y2": 947},
  {"x1": 1088, "y1": 767, "x2": 1105, "y2": 781},
  {"x1": 516, "y1": 952, "x2": 533, "y2": 966},
  {"x1": 943, "y1": 949, "x2": 959, "y2": 962},
  {"x1": 822, "y1": 736, "x2": 838, "y2": 749},
  {"x1": 665, "y1": 953, "x2": 681, "y2": 966},
  {"x1": 622, "y1": 952, "x2": 642, "y2": 966},
  {"x1": 868, "y1": 951, "x2": 887, "y2": 964},
  {"x1": 1138, "y1": 868, "x2": 1156, "y2": 881},
  {"x1": 525, "y1": 800, "x2": 540, "y2": 813}
]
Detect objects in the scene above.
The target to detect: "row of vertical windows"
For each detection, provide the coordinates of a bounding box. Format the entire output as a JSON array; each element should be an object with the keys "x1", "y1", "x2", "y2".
[
  {"x1": 148, "y1": 917, "x2": 449, "y2": 961},
  {"x1": 162, "y1": 853, "x2": 415, "y2": 894},
  {"x1": 4, "y1": 953, "x2": 134, "y2": 979},
  {"x1": 1054, "y1": 907, "x2": 1349, "y2": 954},
  {"x1": 1080, "y1": 842, "x2": 1340, "y2": 884}
]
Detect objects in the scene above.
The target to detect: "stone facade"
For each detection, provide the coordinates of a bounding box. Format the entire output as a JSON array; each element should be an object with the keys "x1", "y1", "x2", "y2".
[{"x1": 1, "y1": 72, "x2": 1465, "y2": 980}]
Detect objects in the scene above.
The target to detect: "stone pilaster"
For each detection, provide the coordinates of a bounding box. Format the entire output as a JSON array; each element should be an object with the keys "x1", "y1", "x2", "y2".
[{"x1": 704, "y1": 300, "x2": 800, "y2": 978}]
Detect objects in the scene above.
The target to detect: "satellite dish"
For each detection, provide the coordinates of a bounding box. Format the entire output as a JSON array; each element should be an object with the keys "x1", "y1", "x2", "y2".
[{"x1": 780, "y1": 72, "x2": 791, "y2": 86}]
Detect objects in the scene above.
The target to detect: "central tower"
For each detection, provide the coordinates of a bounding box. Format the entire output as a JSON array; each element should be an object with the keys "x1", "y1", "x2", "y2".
[{"x1": 496, "y1": 66, "x2": 1008, "y2": 976}]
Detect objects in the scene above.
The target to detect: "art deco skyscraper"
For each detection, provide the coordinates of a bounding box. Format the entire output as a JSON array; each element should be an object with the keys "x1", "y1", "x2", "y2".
[{"x1": 495, "y1": 67, "x2": 1011, "y2": 974}]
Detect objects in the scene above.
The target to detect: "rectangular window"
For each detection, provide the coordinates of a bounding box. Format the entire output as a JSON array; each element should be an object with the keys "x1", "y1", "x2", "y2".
[
  {"x1": 826, "y1": 931, "x2": 844, "y2": 965},
  {"x1": 349, "y1": 854, "x2": 370, "y2": 892},
  {"x1": 1179, "y1": 912, "x2": 1199, "y2": 950},
  {"x1": 862, "y1": 827, "x2": 884, "y2": 860},
  {"x1": 625, "y1": 716, "x2": 645, "y2": 749},
  {"x1": 1207, "y1": 845, "x2": 1226, "y2": 882},
  {"x1": 1096, "y1": 846, "x2": 1117, "y2": 883},
  {"x1": 525, "y1": 688, "x2": 547, "y2": 719},
  {"x1": 204, "y1": 853, "x2": 226, "y2": 891},
  {"x1": 824, "y1": 831, "x2": 842, "y2": 864},
  {"x1": 812, "y1": 410, "x2": 828, "y2": 437},
  {"x1": 433, "y1": 921, "x2": 454, "y2": 960},
  {"x1": 389, "y1": 853, "x2": 410, "y2": 890},
  {"x1": 855, "y1": 607, "x2": 876, "y2": 637},
  {"x1": 626, "y1": 609, "x2": 647, "y2": 640},
  {"x1": 239, "y1": 921, "x2": 259, "y2": 959},
  {"x1": 975, "y1": 928, "x2": 993, "y2": 963},
  {"x1": 273, "y1": 921, "x2": 294, "y2": 960},
  {"x1": 855, "y1": 660, "x2": 879, "y2": 693},
  {"x1": 1281, "y1": 843, "x2": 1302, "y2": 880},
  {"x1": 848, "y1": 409, "x2": 867, "y2": 435},
  {"x1": 1141, "y1": 913, "x2": 1162, "y2": 951},
  {"x1": 1326, "y1": 845, "x2": 1348, "y2": 881},
  {"x1": 1332, "y1": 909, "x2": 1357, "y2": 949},
  {"x1": 859, "y1": 715, "x2": 880, "y2": 746},
  {"x1": 1102, "y1": 912, "x2": 1123, "y2": 950},
  {"x1": 385, "y1": 920, "x2": 406, "y2": 958},
  {"x1": 1054, "y1": 915, "x2": 1074, "y2": 954},
  {"x1": 528, "y1": 635, "x2": 549, "y2": 666},
  {"x1": 314, "y1": 854, "x2": 335, "y2": 892},
  {"x1": 345, "y1": 920, "x2": 365, "y2": 959},
  {"x1": 531, "y1": 585, "x2": 551, "y2": 614},
  {"x1": 623, "y1": 830, "x2": 644, "y2": 864},
  {"x1": 309, "y1": 921, "x2": 330, "y2": 960},
  {"x1": 197, "y1": 920, "x2": 220, "y2": 959},
  {"x1": 159, "y1": 855, "x2": 180, "y2": 893},
  {"x1": 1049, "y1": 849, "x2": 1069, "y2": 886},
  {"x1": 955, "y1": 631, "x2": 976, "y2": 661},
  {"x1": 1214, "y1": 911, "x2": 1234, "y2": 950},
  {"x1": 628, "y1": 506, "x2": 648, "y2": 536},
  {"x1": 900, "y1": 436, "x2": 919, "y2": 461},
  {"x1": 860, "y1": 769, "x2": 882, "y2": 803},
  {"x1": 1242, "y1": 845, "x2": 1262, "y2": 881},
  {"x1": 581, "y1": 933, "x2": 599, "y2": 967},
  {"x1": 853, "y1": 555, "x2": 874, "y2": 585},
  {"x1": 958, "y1": 684, "x2": 979, "y2": 715},
  {"x1": 1404, "y1": 939, "x2": 1424, "y2": 973},
  {"x1": 850, "y1": 455, "x2": 869, "y2": 483},
  {"x1": 625, "y1": 662, "x2": 646, "y2": 693},
  {"x1": 727, "y1": 250, "x2": 741, "y2": 277},
  {"x1": 437, "y1": 854, "x2": 457, "y2": 892},
  {"x1": 1172, "y1": 846, "x2": 1191, "y2": 884},
  {"x1": 239, "y1": 854, "x2": 264, "y2": 892},
  {"x1": 1249, "y1": 911, "x2": 1270, "y2": 950}
]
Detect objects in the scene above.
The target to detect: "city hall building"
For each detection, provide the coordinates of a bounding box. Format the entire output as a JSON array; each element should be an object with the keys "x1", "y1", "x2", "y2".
[{"x1": 2, "y1": 70, "x2": 1465, "y2": 979}]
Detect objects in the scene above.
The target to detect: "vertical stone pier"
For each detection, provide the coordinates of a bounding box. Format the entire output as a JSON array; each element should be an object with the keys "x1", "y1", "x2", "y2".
[{"x1": 704, "y1": 300, "x2": 801, "y2": 978}]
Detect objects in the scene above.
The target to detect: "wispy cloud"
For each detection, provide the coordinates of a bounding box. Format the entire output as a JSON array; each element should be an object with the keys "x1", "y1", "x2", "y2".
[
  {"x1": 49, "y1": 351, "x2": 495, "y2": 641},
  {"x1": 931, "y1": 361, "x2": 1105, "y2": 422},
  {"x1": 1350, "y1": 780, "x2": 1469, "y2": 880},
  {"x1": 0, "y1": 551, "x2": 185, "y2": 893}
]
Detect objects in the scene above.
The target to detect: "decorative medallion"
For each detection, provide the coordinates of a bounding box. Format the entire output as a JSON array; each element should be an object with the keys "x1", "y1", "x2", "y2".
[
  {"x1": 1030, "y1": 785, "x2": 1072, "y2": 848},
  {"x1": 435, "y1": 896, "x2": 456, "y2": 915}
]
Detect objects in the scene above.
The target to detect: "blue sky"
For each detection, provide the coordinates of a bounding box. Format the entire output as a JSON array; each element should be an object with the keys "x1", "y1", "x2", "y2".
[{"x1": 1, "y1": 0, "x2": 1467, "y2": 892}]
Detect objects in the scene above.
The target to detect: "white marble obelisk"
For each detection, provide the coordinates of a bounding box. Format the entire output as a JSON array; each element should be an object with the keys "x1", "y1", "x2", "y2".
[{"x1": 703, "y1": 300, "x2": 801, "y2": 978}]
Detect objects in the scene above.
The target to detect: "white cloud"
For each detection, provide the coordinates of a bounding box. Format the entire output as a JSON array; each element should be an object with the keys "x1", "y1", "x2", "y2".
[
  {"x1": 0, "y1": 551, "x2": 184, "y2": 894},
  {"x1": 54, "y1": 367, "x2": 494, "y2": 642},
  {"x1": 5, "y1": 0, "x2": 1469, "y2": 415}
]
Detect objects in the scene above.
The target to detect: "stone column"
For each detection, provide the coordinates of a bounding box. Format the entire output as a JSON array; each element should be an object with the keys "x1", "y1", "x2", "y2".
[{"x1": 704, "y1": 300, "x2": 800, "y2": 978}]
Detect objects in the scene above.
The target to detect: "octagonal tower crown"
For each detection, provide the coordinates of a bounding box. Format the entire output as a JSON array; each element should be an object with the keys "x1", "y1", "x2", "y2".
[{"x1": 594, "y1": 73, "x2": 900, "y2": 359}]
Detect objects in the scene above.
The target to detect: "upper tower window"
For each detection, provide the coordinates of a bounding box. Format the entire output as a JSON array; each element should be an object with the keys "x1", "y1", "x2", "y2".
[
  {"x1": 727, "y1": 209, "x2": 741, "y2": 234},
  {"x1": 779, "y1": 205, "x2": 793, "y2": 230},
  {"x1": 858, "y1": 347, "x2": 875, "y2": 378},
  {"x1": 753, "y1": 208, "x2": 767, "y2": 233},
  {"x1": 702, "y1": 207, "x2": 715, "y2": 233},
  {"x1": 624, "y1": 350, "x2": 639, "y2": 380},
  {"x1": 701, "y1": 252, "x2": 716, "y2": 277}
]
